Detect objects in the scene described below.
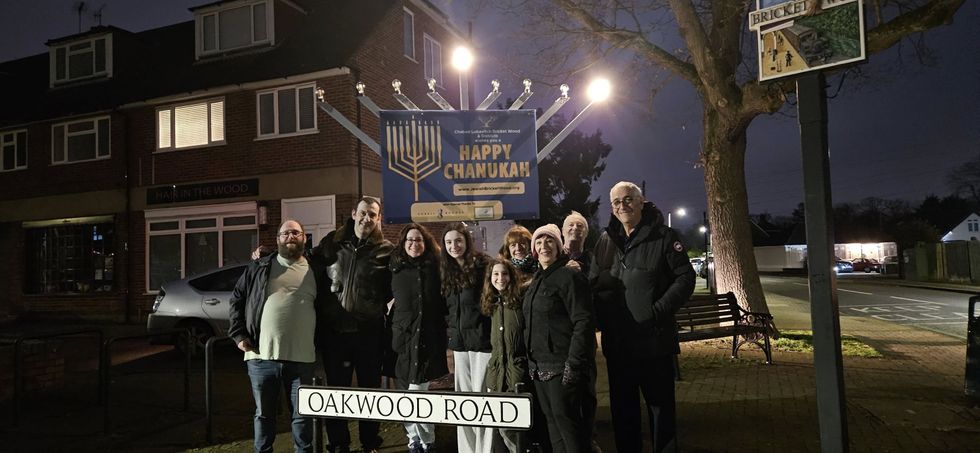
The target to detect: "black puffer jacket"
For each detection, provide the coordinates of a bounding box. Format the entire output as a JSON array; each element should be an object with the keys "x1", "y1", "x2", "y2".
[
  {"x1": 523, "y1": 257, "x2": 595, "y2": 377},
  {"x1": 445, "y1": 254, "x2": 491, "y2": 352},
  {"x1": 589, "y1": 202, "x2": 696, "y2": 358},
  {"x1": 390, "y1": 254, "x2": 449, "y2": 384},
  {"x1": 312, "y1": 217, "x2": 394, "y2": 334},
  {"x1": 228, "y1": 253, "x2": 331, "y2": 349}
]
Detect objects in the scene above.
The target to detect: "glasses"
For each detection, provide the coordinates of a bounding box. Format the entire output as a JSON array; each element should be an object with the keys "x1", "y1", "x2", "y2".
[
  {"x1": 611, "y1": 196, "x2": 635, "y2": 208},
  {"x1": 278, "y1": 230, "x2": 304, "y2": 238},
  {"x1": 405, "y1": 238, "x2": 424, "y2": 243}
]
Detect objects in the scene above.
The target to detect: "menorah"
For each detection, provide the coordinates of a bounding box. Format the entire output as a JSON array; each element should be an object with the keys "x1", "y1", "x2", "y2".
[
  {"x1": 385, "y1": 118, "x2": 442, "y2": 201},
  {"x1": 313, "y1": 46, "x2": 612, "y2": 166}
]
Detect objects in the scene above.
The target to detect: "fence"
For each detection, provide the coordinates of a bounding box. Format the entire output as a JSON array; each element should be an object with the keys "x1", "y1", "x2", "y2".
[{"x1": 906, "y1": 240, "x2": 980, "y2": 284}]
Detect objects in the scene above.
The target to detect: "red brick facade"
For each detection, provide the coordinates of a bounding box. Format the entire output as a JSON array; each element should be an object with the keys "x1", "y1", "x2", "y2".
[{"x1": 0, "y1": 0, "x2": 463, "y2": 322}]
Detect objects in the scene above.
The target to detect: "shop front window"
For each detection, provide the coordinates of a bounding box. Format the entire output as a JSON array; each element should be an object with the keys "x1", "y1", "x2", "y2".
[{"x1": 25, "y1": 222, "x2": 115, "y2": 294}]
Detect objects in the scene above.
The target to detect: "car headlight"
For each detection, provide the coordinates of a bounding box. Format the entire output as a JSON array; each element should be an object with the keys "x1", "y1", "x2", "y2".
[{"x1": 152, "y1": 290, "x2": 165, "y2": 312}]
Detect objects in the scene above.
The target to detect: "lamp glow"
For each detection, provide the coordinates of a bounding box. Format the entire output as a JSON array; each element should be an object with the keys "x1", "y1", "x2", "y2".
[
  {"x1": 586, "y1": 78, "x2": 611, "y2": 102},
  {"x1": 676, "y1": 208, "x2": 687, "y2": 217},
  {"x1": 451, "y1": 46, "x2": 474, "y2": 71}
]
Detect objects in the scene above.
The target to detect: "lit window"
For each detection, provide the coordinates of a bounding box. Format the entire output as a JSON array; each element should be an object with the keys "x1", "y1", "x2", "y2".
[
  {"x1": 197, "y1": 0, "x2": 272, "y2": 57},
  {"x1": 50, "y1": 35, "x2": 112, "y2": 85},
  {"x1": 423, "y1": 35, "x2": 442, "y2": 86},
  {"x1": 52, "y1": 117, "x2": 110, "y2": 164},
  {"x1": 1, "y1": 130, "x2": 28, "y2": 171},
  {"x1": 157, "y1": 99, "x2": 225, "y2": 150},
  {"x1": 403, "y1": 8, "x2": 415, "y2": 59},
  {"x1": 256, "y1": 83, "x2": 317, "y2": 137}
]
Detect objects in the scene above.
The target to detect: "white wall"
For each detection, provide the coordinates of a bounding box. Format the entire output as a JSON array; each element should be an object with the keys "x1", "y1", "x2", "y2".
[{"x1": 942, "y1": 213, "x2": 980, "y2": 242}]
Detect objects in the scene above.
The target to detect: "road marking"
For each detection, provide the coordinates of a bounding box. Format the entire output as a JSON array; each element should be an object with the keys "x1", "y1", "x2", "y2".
[
  {"x1": 792, "y1": 283, "x2": 808, "y2": 287},
  {"x1": 838, "y1": 288, "x2": 872, "y2": 295},
  {"x1": 890, "y1": 296, "x2": 946, "y2": 306}
]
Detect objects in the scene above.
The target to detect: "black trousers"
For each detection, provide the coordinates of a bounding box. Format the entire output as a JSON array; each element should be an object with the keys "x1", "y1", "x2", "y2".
[
  {"x1": 322, "y1": 327, "x2": 384, "y2": 451},
  {"x1": 606, "y1": 354, "x2": 677, "y2": 453},
  {"x1": 532, "y1": 371, "x2": 595, "y2": 453}
]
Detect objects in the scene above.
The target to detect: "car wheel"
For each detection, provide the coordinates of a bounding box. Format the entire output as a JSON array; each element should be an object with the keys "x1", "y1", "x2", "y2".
[
  {"x1": 864, "y1": 268, "x2": 871, "y2": 273},
  {"x1": 175, "y1": 319, "x2": 214, "y2": 356}
]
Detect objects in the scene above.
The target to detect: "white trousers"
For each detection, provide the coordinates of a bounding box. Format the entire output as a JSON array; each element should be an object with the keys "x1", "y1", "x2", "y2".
[
  {"x1": 404, "y1": 381, "x2": 436, "y2": 448},
  {"x1": 453, "y1": 350, "x2": 492, "y2": 452}
]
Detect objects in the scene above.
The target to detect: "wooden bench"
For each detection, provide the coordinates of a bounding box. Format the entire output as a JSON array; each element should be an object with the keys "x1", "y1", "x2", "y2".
[{"x1": 675, "y1": 292, "x2": 774, "y2": 367}]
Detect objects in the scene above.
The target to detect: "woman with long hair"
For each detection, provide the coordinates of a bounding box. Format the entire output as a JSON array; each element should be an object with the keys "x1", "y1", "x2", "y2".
[
  {"x1": 390, "y1": 223, "x2": 448, "y2": 453},
  {"x1": 440, "y1": 222, "x2": 491, "y2": 452},
  {"x1": 480, "y1": 258, "x2": 528, "y2": 453}
]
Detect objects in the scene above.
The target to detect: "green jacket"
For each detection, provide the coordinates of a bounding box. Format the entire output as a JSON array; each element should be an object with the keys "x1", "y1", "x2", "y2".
[{"x1": 484, "y1": 296, "x2": 528, "y2": 392}]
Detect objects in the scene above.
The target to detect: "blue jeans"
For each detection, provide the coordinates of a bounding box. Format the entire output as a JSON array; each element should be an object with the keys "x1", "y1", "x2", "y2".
[{"x1": 246, "y1": 359, "x2": 315, "y2": 453}]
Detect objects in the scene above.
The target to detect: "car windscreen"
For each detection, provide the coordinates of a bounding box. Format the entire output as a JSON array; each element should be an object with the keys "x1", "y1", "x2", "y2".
[{"x1": 189, "y1": 266, "x2": 246, "y2": 292}]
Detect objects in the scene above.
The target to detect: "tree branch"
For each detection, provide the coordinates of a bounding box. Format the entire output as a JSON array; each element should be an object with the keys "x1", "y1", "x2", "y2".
[
  {"x1": 549, "y1": 0, "x2": 701, "y2": 85},
  {"x1": 866, "y1": 0, "x2": 965, "y2": 55}
]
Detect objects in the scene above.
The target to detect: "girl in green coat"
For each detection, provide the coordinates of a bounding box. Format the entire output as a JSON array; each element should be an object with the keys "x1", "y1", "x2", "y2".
[{"x1": 480, "y1": 258, "x2": 528, "y2": 452}]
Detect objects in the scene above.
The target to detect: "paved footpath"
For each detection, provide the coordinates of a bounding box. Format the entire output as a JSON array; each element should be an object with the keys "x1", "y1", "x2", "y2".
[{"x1": 3, "y1": 284, "x2": 979, "y2": 452}]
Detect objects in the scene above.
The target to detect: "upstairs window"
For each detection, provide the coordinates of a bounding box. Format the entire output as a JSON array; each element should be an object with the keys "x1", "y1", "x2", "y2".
[
  {"x1": 403, "y1": 8, "x2": 415, "y2": 60},
  {"x1": 157, "y1": 99, "x2": 225, "y2": 151},
  {"x1": 423, "y1": 34, "x2": 442, "y2": 87},
  {"x1": 1, "y1": 130, "x2": 28, "y2": 172},
  {"x1": 256, "y1": 83, "x2": 316, "y2": 138},
  {"x1": 197, "y1": 0, "x2": 272, "y2": 57},
  {"x1": 50, "y1": 35, "x2": 112, "y2": 85},
  {"x1": 52, "y1": 117, "x2": 110, "y2": 164}
]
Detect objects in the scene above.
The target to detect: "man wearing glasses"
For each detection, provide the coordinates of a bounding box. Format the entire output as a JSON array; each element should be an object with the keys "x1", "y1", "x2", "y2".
[
  {"x1": 229, "y1": 219, "x2": 331, "y2": 453},
  {"x1": 589, "y1": 181, "x2": 695, "y2": 452}
]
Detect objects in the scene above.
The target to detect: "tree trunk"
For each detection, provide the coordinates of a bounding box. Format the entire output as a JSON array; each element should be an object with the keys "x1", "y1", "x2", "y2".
[{"x1": 702, "y1": 109, "x2": 773, "y2": 318}]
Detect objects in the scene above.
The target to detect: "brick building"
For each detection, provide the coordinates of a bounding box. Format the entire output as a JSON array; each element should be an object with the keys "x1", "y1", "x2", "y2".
[{"x1": 0, "y1": 0, "x2": 463, "y2": 322}]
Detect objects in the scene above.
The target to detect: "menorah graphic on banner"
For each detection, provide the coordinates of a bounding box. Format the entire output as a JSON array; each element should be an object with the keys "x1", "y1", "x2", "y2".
[{"x1": 385, "y1": 119, "x2": 443, "y2": 202}]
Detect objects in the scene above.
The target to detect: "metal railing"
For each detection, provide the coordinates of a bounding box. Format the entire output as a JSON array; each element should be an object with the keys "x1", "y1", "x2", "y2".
[
  {"x1": 11, "y1": 329, "x2": 103, "y2": 428},
  {"x1": 101, "y1": 329, "x2": 192, "y2": 434},
  {"x1": 204, "y1": 335, "x2": 234, "y2": 443}
]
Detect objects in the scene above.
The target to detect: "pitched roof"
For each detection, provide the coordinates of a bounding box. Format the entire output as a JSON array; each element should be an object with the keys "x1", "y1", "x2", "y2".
[{"x1": 0, "y1": 0, "x2": 395, "y2": 128}]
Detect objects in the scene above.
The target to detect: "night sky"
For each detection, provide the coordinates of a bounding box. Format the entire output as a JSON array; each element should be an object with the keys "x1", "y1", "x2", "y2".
[{"x1": 2, "y1": 0, "x2": 977, "y2": 231}]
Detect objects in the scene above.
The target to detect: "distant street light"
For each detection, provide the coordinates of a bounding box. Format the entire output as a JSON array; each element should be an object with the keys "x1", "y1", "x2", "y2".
[
  {"x1": 586, "y1": 78, "x2": 611, "y2": 103},
  {"x1": 451, "y1": 46, "x2": 474, "y2": 110},
  {"x1": 667, "y1": 207, "x2": 686, "y2": 228},
  {"x1": 699, "y1": 226, "x2": 707, "y2": 233}
]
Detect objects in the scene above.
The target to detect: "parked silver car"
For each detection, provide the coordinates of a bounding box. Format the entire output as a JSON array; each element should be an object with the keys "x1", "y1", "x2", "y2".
[{"x1": 146, "y1": 263, "x2": 247, "y2": 351}]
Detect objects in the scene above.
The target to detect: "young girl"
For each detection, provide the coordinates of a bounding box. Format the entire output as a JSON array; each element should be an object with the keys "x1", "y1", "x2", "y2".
[
  {"x1": 440, "y1": 222, "x2": 492, "y2": 452},
  {"x1": 480, "y1": 258, "x2": 528, "y2": 453}
]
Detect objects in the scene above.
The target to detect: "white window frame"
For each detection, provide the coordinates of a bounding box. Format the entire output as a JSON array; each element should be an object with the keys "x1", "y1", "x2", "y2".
[
  {"x1": 156, "y1": 98, "x2": 226, "y2": 152},
  {"x1": 195, "y1": 0, "x2": 274, "y2": 58},
  {"x1": 423, "y1": 34, "x2": 443, "y2": 87},
  {"x1": 255, "y1": 82, "x2": 318, "y2": 139},
  {"x1": 1, "y1": 129, "x2": 28, "y2": 172},
  {"x1": 144, "y1": 202, "x2": 258, "y2": 293},
  {"x1": 403, "y1": 8, "x2": 416, "y2": 61},
  {"x1": 49, "y1": 35, "x2": 113, "y2": 86},
  {"x1": 51, "y1": 116, "x2": 111, "y2": 165}
]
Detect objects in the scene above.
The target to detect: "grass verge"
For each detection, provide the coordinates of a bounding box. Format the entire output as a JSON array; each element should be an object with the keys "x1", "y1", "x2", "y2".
[{"x1": 774, "y1": 329, "x2": 882, "y2": 358}]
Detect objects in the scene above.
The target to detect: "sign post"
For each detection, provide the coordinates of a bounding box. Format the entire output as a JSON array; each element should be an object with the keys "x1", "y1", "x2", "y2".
[{"x1": 749, "y1": 1, "x2": 866, "y2": 451}]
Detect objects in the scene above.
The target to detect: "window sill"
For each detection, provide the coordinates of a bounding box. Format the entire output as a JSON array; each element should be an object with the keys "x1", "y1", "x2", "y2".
[
  {"x1": 0, "y1": 166, "x2": 28, "y2": 173},
  {"x1": 254, "y1": 129, "x2": 319, "y2": 141},
  {"x1": 51, "y1": 155, "x2": 111, "y2": 166},
  {"x1": 154, "y1": 141, "x2": 227, "y2": 154}
]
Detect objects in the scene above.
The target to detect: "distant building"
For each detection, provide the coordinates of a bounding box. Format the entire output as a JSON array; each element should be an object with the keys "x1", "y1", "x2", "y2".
[
  {"x1": 0, "y1": 0, "x2": 463, "y2": 322},
  {"x1": 941, "y1": 213, "x2": 980, "y2": 242}
]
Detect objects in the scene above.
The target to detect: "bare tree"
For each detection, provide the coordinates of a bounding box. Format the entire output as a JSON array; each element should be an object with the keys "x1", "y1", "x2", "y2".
[
  {"x1": 947, "y1": 153, "x2": 980, "y2": 206},
  {"x1": 498, "y1": 0, "x2": 964, "y2": 315}
]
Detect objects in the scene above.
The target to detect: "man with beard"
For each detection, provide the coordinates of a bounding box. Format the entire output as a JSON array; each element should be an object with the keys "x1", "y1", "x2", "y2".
[
  {"x1": 590, "y1": 181, "x2": 695, "y2": 453},
  {"x1": 313, "y1": 196, "x2": 394, "y2": 453},
  {"x1": 229, "y1": 219, "x2": 330, "y2": 453}
]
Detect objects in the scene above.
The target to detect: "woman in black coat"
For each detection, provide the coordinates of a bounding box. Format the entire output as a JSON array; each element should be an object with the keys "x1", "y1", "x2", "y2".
[{"x1": 390, "y1": 223, "x2": 448, "y2": 453}]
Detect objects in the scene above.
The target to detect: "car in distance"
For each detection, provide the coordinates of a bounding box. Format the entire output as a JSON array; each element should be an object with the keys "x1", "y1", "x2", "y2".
[
  {"x1": 146, "y1": 263, "x2": 247, "y2": 352},
  {"x1": 850, "y1": 258, "x2": 881, "y2": 273},
  {"x1": 834, "y1": 260, "x2": 853, "y2": 273}
]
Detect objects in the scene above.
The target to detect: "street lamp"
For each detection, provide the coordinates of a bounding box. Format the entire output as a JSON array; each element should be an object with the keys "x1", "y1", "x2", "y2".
[
  {"x1": 668, "y1": 207, "x2": 686, "y2": 228},
  {"x1": 451, "y1": 46, "x2": 473, "y2": 110}
]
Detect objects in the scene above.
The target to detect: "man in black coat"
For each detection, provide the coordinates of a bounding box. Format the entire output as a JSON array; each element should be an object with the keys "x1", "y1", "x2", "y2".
[
  {"x1": 589, "y1": 181, "x2": 695, "y2": 453},
  {"x1": 312, "y1": 196, "x2": 394, "y2": 453}
]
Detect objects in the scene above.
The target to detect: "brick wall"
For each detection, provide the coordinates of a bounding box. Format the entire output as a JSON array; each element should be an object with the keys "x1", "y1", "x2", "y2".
[{"x1": 0, "y1": 340, "x2": 66, "y2": 403}]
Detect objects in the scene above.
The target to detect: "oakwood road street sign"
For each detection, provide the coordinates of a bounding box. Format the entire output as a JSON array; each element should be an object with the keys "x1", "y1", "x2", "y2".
[
  {"x1": 298, "y1": 386, "x2": 534, "y2": 429},
  {"x1": 750, "y1": 0, "x2": 866, "y2": 81},
  {"x1": 380, "y1": 109, "x2": 539, "y2": 224}
]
